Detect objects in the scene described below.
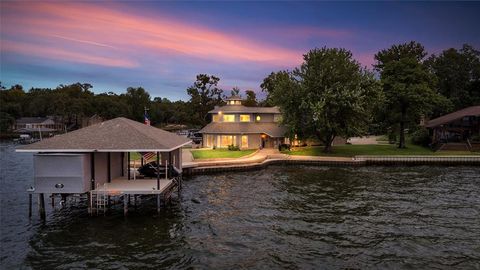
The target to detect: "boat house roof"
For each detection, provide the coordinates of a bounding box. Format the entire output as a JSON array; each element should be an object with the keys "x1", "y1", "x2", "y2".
[
  {"x1": 425, "y1": 106, "x2": 480, "y2": 128},
  {"x1": 16, "y1": 117, "x2": 191, "y2": 152},
  {"x1": 15, "y1": 117, "x2": 54, "y2": 124},
  {"x1": 199, "y1": 122, "x2": 287, "y2": 137}
]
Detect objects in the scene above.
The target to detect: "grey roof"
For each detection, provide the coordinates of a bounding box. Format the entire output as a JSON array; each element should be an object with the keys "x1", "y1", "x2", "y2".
[
  {"x1": 16, "y1": 117, "x2": 191, "y2": 152},
  {"x1": 16, "y1": 117, "x2": 52, "y2": 124},
  {"x1": 14, "y1": 127, "x2": 56, "y2": 133},
  {"x1": 208, "y1": 105, "x2": 281, "y2": 114},
  {"x1": 426, "y1": 106, "x2": 480, "y2": 128},
  {"x1": 226, "y1": 95, "x2": 242, "y2": 101},
  {"x1": 199, "y1": 122, "x2": 287, "y2": 137}
]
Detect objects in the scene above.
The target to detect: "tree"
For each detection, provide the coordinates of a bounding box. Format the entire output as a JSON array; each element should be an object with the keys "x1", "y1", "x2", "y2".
[
  {"x1": 230, "y1": 86, "x2": 241, "y2": 97},
  {"x1": 122, "y1": 87, "x2": 151, "y2": 122},
  {"x1": 265, "y1": 47, "x2": 382, "y2": 152},
  {"x1": 186, "y1": 74, "x2": 223, "y2": 125},
  {"x1": 243, "y1": 90, "x2": 257, "y2": 107},
  {"x1": 374, "y1": 41, "x2": 446, "y2": 148},
  {"x1": 426, "y1": 44, "x2": 480, "y2": 112}
]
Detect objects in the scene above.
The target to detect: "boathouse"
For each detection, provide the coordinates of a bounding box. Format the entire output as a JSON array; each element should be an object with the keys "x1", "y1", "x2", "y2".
[{"x1": 16, "y1": 117, "x2": 191, "y2": 216}]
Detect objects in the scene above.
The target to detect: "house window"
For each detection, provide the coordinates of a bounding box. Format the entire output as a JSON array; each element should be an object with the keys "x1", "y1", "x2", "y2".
[
  {"x1": 240, "y1": 115, "x2": 251, "y2": 122},
  {"x1": 219, "y1": 135, "x2": 236, "y2": 147},
  {"x1": 205, "y1": 135, "x2": 215, "y2": 147},
  {"x1": 256, "y1": 115, "x2": 261, "y2": 121},
  {"x1": 241, "y1": 135, "x2": 248, "y2": 148},
  {"x1": 223, "y1": 114, "x2": 235, "y2": 122},
  {"x1": 212, "y1": 115, "x2": 220, "y2": 122}
]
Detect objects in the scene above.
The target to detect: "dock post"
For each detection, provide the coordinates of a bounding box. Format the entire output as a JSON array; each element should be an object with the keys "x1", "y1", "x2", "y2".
[
  {"x1": 156, "y1": 194, "x2": 161, "y2": 213},
  {"x1": 51, "y1": 194, "x2": 55, "y2": 208},
  {"x1": 38, "y1": 193, "x2": 46, "y2": 220},
  {"x1": 28, "y1": 193, "x2": 32, "y2": 217},
  {"x1": 88, "y1": 192, "x2": 92, "y2": 215},
  {"x1": 123, "y1": 194, "x2": 128, "y2": 216}
]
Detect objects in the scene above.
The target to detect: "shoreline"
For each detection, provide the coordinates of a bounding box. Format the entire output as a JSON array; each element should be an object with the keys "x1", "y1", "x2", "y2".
[{"x1": 184, "y1": 155, "x2": 480, "y2": 175}]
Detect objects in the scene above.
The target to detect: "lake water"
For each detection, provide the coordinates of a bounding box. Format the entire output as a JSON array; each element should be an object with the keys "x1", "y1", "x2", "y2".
[{"x1": 1, "y1": 142, "x2": 479, "y2": 269}]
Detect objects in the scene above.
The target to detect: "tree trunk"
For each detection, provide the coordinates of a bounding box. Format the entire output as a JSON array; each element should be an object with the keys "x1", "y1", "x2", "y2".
[
  {"x1": 318, "y1": 132, "x2": 334, "y2": 153},
  {"x1": 398, "y1": 106, "x2": 406, "y2": 149}
]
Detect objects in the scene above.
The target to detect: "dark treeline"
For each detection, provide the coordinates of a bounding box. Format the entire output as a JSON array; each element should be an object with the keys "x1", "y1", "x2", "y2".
[
  {"x1": 0, "y1": 74, "x2": 260, "y2": 133},
  {"x1": 1, "y1": 42, "x2": 479, "y2": 148}
]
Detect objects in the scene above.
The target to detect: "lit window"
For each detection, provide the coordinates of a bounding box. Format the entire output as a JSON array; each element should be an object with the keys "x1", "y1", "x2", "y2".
[
  {"x1": 223, "y1": 114, "x2": 235, "y2": 122},
  {"x1": 212, "y1": 115, "x2": 220, "y2": 122},
  {"x1": 220, "y1": 135, "x2": 236, "y2": 147},
  {"x1": 240, "y1": 115, "x2": 251, "y2": 122},
  {"x1": 256, "y1": 115, "x2": 261, "y2": 121},
  {"x1": 241, "y1": 135, "x2": 248, "y2": 148}
]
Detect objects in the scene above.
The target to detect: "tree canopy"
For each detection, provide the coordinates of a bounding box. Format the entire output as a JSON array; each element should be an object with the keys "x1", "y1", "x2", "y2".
[{"x1": 264, "y1": 47, "x2": 382, "y2": 152}]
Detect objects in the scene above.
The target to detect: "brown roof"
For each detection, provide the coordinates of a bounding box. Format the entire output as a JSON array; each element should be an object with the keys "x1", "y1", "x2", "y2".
[
  {"x1": 16, "y1": 117, "x2": 191, "y2": 152},
  {"x1": 425, "y1": 106, "x2": 480, "y2": 128},
  {"x1": 199, "y1": 122, "x2": 287, "y2": 137},
  {"x1": 16, "y1": 117, "x2": 53, "y2": 124},
  {"x1": 226, "y1": 95, "x2": 242, "y2": 101},
  {"x1": 208, "y1": 105, "x2": 281, "y2": 114}
]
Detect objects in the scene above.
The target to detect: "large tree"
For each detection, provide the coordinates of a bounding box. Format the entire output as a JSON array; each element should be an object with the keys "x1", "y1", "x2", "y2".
[
  {"x1": 374, "y1": 41, "x2": 446, "y2": 148},
  {"x1": 243, "y1": 90, "x2": 258, "y2": 107},
  {"x1": 186, "y1": 74, "x2": 223, "y2": 125},
  {"x1": 264, "y1": 47, "x2": 382, "y2": 152},
  {"x1": 425, "y1": 44, "x2": 480, "y2": 112}
]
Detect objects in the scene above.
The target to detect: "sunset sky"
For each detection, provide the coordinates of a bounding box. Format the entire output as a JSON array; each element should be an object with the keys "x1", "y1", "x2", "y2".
[{"x1": 1, "y1": 1, "x2": 479, "y2": 100}]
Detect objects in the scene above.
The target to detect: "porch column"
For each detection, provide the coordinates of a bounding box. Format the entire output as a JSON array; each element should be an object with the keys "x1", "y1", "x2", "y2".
[
  {"x1": 127, "y1": 152, "x2": 131, "y2": 180},
  {"x1": 107, "y1": 152, "x2": 111, "y2": 183}
]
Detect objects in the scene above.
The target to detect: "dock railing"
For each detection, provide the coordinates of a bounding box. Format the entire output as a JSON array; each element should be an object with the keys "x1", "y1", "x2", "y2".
[{"x1": 355, "y1": 155, "x2": 480, "y2": 165}]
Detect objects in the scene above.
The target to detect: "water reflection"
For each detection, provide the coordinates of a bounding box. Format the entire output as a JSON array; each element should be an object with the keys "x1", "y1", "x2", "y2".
[{"x1": 1, "y1": 143, "x2": 479, "y2": 269}]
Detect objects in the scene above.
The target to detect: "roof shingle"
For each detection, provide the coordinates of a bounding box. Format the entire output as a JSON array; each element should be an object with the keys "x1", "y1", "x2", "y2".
[
  {"x1": 208, "y1": 105, "x2": 281, "y2": 114},
  {"x1": 16, "y1": 117, "x2": 191, "y2": 152},
  {"x1": 426, "y1": 106, "x2": 480, "y2": 128},
  {"x1": 199, "y1": 122, "x2": 287, "y2": 137}
]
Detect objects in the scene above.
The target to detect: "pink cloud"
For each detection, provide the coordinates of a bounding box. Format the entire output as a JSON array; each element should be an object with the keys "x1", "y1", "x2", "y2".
[{"x1": 1, "y1": 2, "x2": 304, "y2": 68}]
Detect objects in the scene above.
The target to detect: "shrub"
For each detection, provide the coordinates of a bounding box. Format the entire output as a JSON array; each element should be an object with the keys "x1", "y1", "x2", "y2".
[
  {"x1": 411, "y1": 128, "x2": 431, "y2": 146},
  {"x1": 278, "y1": 143, "x2": 291, "y2": 151},
  {"x1": 388, "y1": 133, "x2": 397, "y2": 144},
  {"x1": 228, "y1": 144, "x2": 240, "y2": 151},
  {"x1": 470, "y1": 134, "x2": 480, "y2": 142}
]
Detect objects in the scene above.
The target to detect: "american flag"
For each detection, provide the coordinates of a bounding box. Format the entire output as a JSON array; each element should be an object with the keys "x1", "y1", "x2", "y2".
[
  {"x1": 140, "y1": 152, "x2": 156, "y2": 162},
  {"x1": 144, "y1": 107, "x2": 151, "y2": 126}
]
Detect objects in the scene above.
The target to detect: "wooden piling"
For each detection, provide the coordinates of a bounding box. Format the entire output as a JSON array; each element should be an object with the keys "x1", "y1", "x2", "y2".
[
  {"x1": 123, "y1": 194, "x2": 128, "y2": 216},
  {"x1": 38, "y1": 193, "x2": 46, "y2": 220},
  {"x1": 28, "y1": 193, "x2": 32, "y2": 217},
  {"x1": 156, "y1": 194, "x2": 161, "y2": 213}
]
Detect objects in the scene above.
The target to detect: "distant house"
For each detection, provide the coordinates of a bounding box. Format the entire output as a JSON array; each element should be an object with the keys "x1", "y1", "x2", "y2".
[
  {"x1": 199, "y1": 95, "x2": 287, "y2": 149},
  {"x1": 13, "y1": 117, "x2": 63, "y2": 133},
  {"x1": 425, "y1": 106, "x2": 480, "y2": 149},
  {"x1": 81, "y1": 114, "x2": 103, "y2": 128}
]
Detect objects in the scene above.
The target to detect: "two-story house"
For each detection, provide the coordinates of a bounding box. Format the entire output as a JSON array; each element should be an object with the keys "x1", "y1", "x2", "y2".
[{"x1": 199, "y1": 95, "x2": 287, "y2": 149}]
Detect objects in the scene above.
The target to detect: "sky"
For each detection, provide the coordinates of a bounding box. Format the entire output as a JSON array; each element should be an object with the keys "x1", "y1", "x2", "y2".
[{"x1": 1, "y1": 1, "x2": 479, "y2": 101}]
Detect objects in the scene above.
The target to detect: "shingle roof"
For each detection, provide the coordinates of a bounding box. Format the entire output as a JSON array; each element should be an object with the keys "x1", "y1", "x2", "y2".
[
  {"x1": 208, "y1": 105, "x2": 281, "y2": 114},
  {"x1": 16, "y1": 117, "x2": 191, "y2": 152},
  {"x1": 16, "y1": 117, "x2": 52, "y2": 124},
  {"x1": 199, "y1": 122, "x2": 287, "y2": 137},
  {"x1": 425, "y1": 106, "x2": 480, "y2": 128},
  {"x1": 226, "y1": 95, "x2": 242, "y2": 101}
]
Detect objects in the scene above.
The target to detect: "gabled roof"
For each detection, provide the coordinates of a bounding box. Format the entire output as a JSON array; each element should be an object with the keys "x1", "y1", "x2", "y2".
[
  {"x1": 199, "y1": 122, "x2": 287, "y2": 137},
  {"x1": 426, "y1": 106, "x2": 480, "y2": 128},
  {"x1": 16, "y1": 117, "x2": 53, "y2": 124},
  {"x1": 16, "y1": 117, "x2": 191, "y2": 152},
  {"x1": 226, "y1": 95, "x2": 242, "y2": 101},
  {"x1": 208, "y1": 105, "x2": 281, "y2": 114}
]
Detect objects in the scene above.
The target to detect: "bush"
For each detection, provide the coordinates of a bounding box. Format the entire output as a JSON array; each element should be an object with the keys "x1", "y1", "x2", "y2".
[
  {"x1": 278, "y1": 143, "x2": 291, "y2": 151},
  {"x1": 388, "y1": 133, "x2": 397, "y2": 144},
  {"x1": 411, "y1": 128, "x2": 431, "y2": 146},
  {"x1": 228, "y1": 144, "x2": 240, "y2": 151},
  {"x1": 470, "y1": 134, "x2": 480, "y2": 142}
]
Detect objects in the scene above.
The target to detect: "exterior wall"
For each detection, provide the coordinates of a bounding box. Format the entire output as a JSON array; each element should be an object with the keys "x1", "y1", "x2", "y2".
[
  {"x1": 93, "y1": 152, "x2": 108, "y2": 186},
  {"x1": 202, "y1": 133, "x2": 266, "y2": 149},
  {"x1": 33, "y1": 153, "x2": 91, "y2": 194},
  {"x1": 254, "y1": 113, "x2": 274, "y2": 123},
  {"x1": 110, "y1": 152, "x2": 123, "y2": 179}
]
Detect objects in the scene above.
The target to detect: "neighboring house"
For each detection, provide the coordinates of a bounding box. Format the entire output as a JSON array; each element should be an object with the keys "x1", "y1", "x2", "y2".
[
  {"x1": 81, "y1": 114, "x2": 104, "y2": 128},
  {"x1": 13, "y1": 117, "x2": 63, "y2": 133},
  {"x1": 199, "y1": 95, "x2": 287, "y2": 149},
  {"x1": 425, "y1": 105, "x2": 480, "y2": 146}
]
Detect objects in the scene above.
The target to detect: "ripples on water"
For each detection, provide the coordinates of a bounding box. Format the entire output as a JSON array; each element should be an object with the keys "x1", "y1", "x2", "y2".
[{"x1": 1, "y1": 143, "x2": 479, "y2": 269}]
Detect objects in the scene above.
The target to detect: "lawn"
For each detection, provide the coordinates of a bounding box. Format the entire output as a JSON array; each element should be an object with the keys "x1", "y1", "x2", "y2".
[
  {"x1": 191, "y1": 149, "x2": 256, "y2": 159},
  {"x1": 284, "y1": 143, "x2": 478, "y2": 157}
]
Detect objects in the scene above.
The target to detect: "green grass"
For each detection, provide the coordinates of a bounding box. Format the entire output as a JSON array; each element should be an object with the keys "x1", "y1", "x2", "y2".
[
  {"x1": 284, "y1": 143, "x2": 478, "y2": 157},
  {"x1": 130, "y1": 152, "x2": 142, "y2": 161},
  {"x1": 191, "y1": 149, "x2": 256, "y2": 159}
]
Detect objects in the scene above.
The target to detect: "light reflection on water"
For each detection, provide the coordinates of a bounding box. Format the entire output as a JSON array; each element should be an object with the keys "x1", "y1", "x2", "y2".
[{"x1": 1, "y1": 143, "x2": 479, "y2": 269}]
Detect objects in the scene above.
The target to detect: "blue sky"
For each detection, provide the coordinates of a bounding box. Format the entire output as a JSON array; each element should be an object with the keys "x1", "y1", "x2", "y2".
[{"x1": 1, "y1": 1, "x2": 479, "y2": 100}]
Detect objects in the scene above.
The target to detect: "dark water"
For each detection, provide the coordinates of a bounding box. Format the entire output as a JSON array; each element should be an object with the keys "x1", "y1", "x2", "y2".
[{"x1": 1, "y1": 143, "x2": 480, "y2": 269}]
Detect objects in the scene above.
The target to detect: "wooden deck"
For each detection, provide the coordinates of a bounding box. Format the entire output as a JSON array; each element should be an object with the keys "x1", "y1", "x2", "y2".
[{"x1": 91, "y1": 177, "x2": 175, "y2": 195}]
